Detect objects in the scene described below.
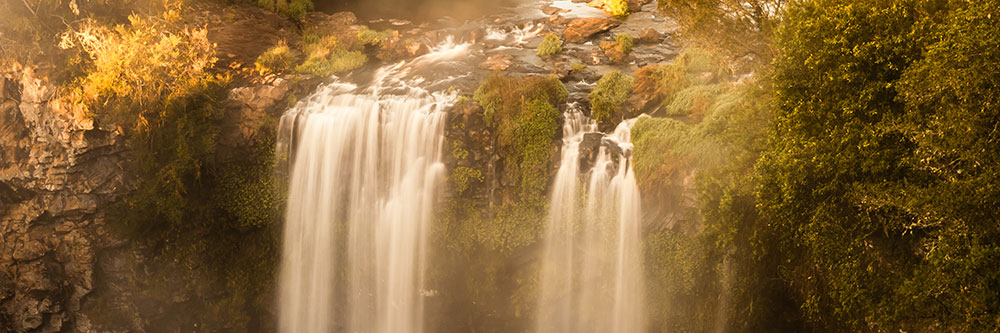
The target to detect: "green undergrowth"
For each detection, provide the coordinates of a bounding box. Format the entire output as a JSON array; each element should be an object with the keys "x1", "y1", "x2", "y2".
[
  {"x1": 253, "y1": 26, "x2": 371, "y2": 77},
  {"x1": 631, "y1": 48, "x2": 731, "y2": 114}
]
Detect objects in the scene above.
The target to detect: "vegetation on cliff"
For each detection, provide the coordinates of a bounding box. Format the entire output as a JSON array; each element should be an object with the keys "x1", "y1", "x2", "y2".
[
  {"x1": 589, "y1": 70, "x2": 634, "y2": 124},
  {"x1": 643, "y1": 0, "x2": 1000, "y2": 330},
  {"x1": 49, "y1": 3, "x2": 287, "y2": 330},
  {"x1": 431, "y1": 74, "x2": 567, "y2": 331}
]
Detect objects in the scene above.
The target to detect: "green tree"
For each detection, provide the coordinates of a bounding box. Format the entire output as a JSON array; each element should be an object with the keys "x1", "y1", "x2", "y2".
[{"x1": 658, "y1": 0, "x2": 786, "y2": 62}]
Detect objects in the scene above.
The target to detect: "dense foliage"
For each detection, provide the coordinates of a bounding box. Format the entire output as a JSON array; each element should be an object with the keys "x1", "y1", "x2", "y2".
[
  {"x1": 657, "y1": 0, "x2": 785, "y2": 63},
  {"x1": 648, "y1": 0, "x2": 1000, "y2": 330}
]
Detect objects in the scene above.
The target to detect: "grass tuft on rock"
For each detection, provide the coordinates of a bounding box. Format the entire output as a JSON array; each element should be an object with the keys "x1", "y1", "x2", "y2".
[
  {"x1": 537, "y1": 33, "x2": 563, "y2": 57},
  {"x1": 254, "y1": 40, "x2": 299, "y2": 75}
]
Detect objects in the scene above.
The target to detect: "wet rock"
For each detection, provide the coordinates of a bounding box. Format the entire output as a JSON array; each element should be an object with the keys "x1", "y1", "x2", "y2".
[
  {"x1": 639, "y1": 28, "x2": 665, "y2": 44},
  {"x1": 479, "y1": 54, "x2": 514, "y2": 71},
  {"x1": 540, "y1": 4, "x2": 570, "y2": 15},
  {"x1": 562, "y1": 17, "x2": 621, "y2": 43}
]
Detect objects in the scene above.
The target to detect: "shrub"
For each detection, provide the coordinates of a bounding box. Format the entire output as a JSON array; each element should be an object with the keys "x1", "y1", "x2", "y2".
[
  {"x1": 60, "y1": 11, "x2": 218, "y2": 126},
  {"x1": 603, "y1": 0, "x2": 629, "y2": 16},
  {"x1": 629, "y1": 48, "x2": 731, "y2": 114},
  {"x1": 537, "y1": 33, "x2": 563, "y2": 57},
  {"x1": 616, "y1": 34, "x2": 634, "y2": 54},
  {"x1": 254, "y1": 40, "x2": 299, "y2": 74},
  {"x1": 294, "y1": 35, "x2": 367, "y2": 76},
  {"x1": 630, "y1": 117, "x2": 690, "y2": 192},
  {"x1": 665, "y1": 84, "x2": 728, "y2": 116},
  {"x1": 601, "y1": 33, "x2": 634, "y2": 63},
  {"x1": 357, "y1": 25, "x2": 393, "y2": 47},
  {"x1": 589, "y1": 70, "x2": 634, "y2": 123}
]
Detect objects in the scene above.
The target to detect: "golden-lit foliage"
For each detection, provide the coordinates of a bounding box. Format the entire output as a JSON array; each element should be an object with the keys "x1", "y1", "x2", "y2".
[
  {"x1": 59, "y1": 9, "x2": 220, "y2": 128},
  {"x1": 255, "y1": 40, "x2": 299, "y2": 75}
]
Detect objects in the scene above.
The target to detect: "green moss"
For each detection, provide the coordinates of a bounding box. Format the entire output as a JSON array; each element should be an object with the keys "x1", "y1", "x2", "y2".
[
  {"x1": 255, "y1": 41, "x2": 299, "y2": 75},
  {"x1": 571, "y1": 63, "x2": 588, "y2": 72},
  {"x1": 452, "y1": 141, "x2": 470, "y2": 161},
  {"x1": 537, "y1": 33, "x2": 563, "y2": 57},
  {"x1": 589, "y1": 70, "x2": 635, "y2": 123},
  {"x1": 453, "y1": 166, "x2": 484, "y2": 194},
  {"x1": 217, "y1": 139, "x2": 285, "y2": 230}
]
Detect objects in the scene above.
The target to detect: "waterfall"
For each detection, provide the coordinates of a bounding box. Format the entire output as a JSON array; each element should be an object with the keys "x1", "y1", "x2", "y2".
[
  {"x1": 276, "y1": 41, "x2": 467, "y2": 332},
  {"x1": 537, "y1": 109, "x2": 646, "y2": 333}
]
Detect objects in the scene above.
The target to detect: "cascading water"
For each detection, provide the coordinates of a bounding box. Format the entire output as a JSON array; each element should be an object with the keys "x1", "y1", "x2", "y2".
[
  {"x1": 537, "y1": 109, "x2": 646, "y2": 333},
  {"x1": 276, "y1": 41, "x2": 469, "y2": 333}
]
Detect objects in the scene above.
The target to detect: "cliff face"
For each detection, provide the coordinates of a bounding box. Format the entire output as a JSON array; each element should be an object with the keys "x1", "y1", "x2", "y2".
[
  {"x1": 0, "y1": 69, "x2": 316, "y2": 332},
  {"x1": 0, "y1": 68, "x2": 127, "y2": 331}
]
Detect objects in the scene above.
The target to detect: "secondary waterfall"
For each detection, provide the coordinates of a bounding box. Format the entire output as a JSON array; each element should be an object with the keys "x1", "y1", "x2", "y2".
[
  {"x1": 276, "y1": 41, "x2": 468, "y2": 332},
  {"x1": 537, "y1": 109, "x2": 646, "y2": 332}
]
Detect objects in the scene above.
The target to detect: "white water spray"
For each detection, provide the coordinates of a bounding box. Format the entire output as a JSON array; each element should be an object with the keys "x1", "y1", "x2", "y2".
[
  {"x1": 537, "y1": 109, "x2": 646, "y2": 332},
  {"x1": 277, "y1": 42, "x2": 467, "y2": 333}
]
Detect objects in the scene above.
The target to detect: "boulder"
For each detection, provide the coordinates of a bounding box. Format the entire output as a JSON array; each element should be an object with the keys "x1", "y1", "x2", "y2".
[
  {"x1": 639, "y1": 28, "x2": 665, "y2": 44},
  {"x1": 478, "y1": 54, "x2": 514, "y2": 71},
  {"x1": 540, "y1": 4, "x2": 569, "y2": 15},
  {"x1": 562, "y1": 17, "x2": 621, "y2": 43}
]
